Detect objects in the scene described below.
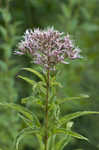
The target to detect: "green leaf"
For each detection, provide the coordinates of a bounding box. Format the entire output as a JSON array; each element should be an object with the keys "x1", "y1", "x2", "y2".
[
  {"x1": 51, "y1": 81, "x2": 63, "y2": 88},
  {"x1": 66, "y1": 121, "x2": 74, "y2": 130},
  {"x1": 57, "y1": 94, "x2": 89, "y2": 104},
  {"x1": 21, "y1": 96, "x2": 34, "y2": 104},
  {"x1": 0, "y1": 103, "x2": 40, "y2": 127},
  {"x1": 0, "y1": 103, "x2": 32, "y2": 120},
  {"x1": 54, "y1": 104, "x2": 60, "y2": 121},
  {"x1": 18, "y1": 114, "x2": 34, "y2": 129},
  {"x1": 60, "y1": 111, "x2": 99, "y2": 126},
  {"x1": 0, "y1": 26, "x2": 7, "y2": 39},
  {"x1": 0, "y1": 61, "x2": 7, "y2": 71},
  {"x1": 56, "y1": 135, "x2": 71, "y2": 150},
  {"x1": 15, "y1": 127, "x2": 40, "y2": 150},
  {"x1": 54, "y1": 128, "x2": 88, "y2": 141},
  {"x1": 36, "y1": 134, "x2": 44, "y2": 150},
  {"x1": 80, "y1": 8, "x2": 91, "y2": 20},
  {"x1": 18, "y1": 75, "x2": 36, "y2": 86},
  {"x1": 38, "y1": 82, "x2": 46, "y2": 95},
  {"x1": 50, "y1": 76, "x2": 63, "y2": 88},
  {"x1": 2, "y1": 9, "x2": 11, "y2": 23},
  {"x1": 56, "y1": 122, "x2": 73, "y2": 150},
  {"x1": 22, "y1": 97, "x2": 44, "y2": 108},
  {"x1": 48, "y1": 135, "x2": 56, "y2": 150},
  {"x1": 23, "y1": 68, "x2": 45, "y2": 82}
]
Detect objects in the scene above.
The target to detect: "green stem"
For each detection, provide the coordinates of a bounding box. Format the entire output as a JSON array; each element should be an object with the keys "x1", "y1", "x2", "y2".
[{"x1": 45, "y1": 68, "x2": 50, "y2": 150}]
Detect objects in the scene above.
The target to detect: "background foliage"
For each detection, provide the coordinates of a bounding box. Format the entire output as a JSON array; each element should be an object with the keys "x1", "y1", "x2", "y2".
[{"x1": 0, "y1": 0, "x2": 99, "y2": 150}]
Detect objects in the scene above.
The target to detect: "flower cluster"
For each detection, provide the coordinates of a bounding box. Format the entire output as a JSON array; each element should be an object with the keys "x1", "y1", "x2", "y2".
[{"x1": 15, "y1": 27, "x2": 81, "y2": 70}]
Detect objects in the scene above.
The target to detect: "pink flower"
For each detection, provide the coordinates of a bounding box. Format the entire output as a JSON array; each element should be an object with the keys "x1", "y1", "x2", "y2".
[{"x1": 15, "y1": 27, "x2": 82, "y2": 70}]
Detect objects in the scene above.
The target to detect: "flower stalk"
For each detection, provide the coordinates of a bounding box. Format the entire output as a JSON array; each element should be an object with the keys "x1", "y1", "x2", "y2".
[{"x1": 45, "y1": 67, "x2": 50, "y2": 150}]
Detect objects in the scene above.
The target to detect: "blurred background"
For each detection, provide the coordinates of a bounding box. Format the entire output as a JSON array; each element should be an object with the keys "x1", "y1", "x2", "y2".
[{"x1": 0, "y1": 0, "x2": 99, "y2": 150}]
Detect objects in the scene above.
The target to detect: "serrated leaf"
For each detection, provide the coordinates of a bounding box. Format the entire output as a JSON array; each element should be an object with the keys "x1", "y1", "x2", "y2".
[
  {"x1": 54, "y1": 128, "x2": 88, "y2": 141},
  {"x1": 23, "y1": 68, "x2": 45, "y2": 82},
  {"x1": 18, "y1": 75, "x2": 36, "y2": 86},
  {"x1": 60, "y1": 111, "x2": 99, "y2": 126},
  {"x1": 0, "y1": 103, "x2": 40, "y2": 127},
  {"x1": 15, "y1": 127, "x2": 40, "y2": 150}
]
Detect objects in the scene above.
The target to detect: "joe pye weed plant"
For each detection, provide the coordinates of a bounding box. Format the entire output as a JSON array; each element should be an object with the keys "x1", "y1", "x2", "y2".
[{"x1": 1, "y1": 27, "x2": 99, "y2": 150}]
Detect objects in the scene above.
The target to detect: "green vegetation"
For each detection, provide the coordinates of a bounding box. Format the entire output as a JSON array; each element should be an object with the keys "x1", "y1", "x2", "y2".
[{"x1": 0, "y1": 0, "x2": 99, "y2": 150}]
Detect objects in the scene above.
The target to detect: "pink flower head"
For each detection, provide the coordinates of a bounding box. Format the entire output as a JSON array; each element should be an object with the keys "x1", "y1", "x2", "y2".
[{"x1": 15, "y1": 27, "x2": 82, "y2": 70}]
